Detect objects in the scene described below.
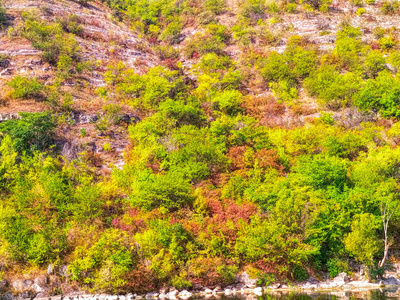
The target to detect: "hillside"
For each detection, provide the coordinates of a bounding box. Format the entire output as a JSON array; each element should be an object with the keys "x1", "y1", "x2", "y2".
[{"x1": 2, "y1": 0, "x2": 400, "y2": 297}]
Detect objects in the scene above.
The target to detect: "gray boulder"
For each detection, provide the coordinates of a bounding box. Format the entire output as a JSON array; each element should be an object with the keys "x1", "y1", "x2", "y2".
[
  {"x1": 0, "y1": 293, "x2": 14, "y2": 300},
  {"x1": 0, "y1": 280, "x2": 8, "y2": 291},
  {"x1": 383, "y1": 276, "x2": 400, "y2": 285}
]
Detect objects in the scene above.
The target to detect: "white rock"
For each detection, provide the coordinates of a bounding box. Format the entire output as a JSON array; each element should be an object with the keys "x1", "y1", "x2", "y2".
[
  {"x1": 204, "y1": 289, "x2": 213, "y2": 294},
  {"x1": 224, "y1": 289, "x2": 232, "y2": 295},
  {"x1": 177, "y1": 290, "x2": 191, "y2": 299},
  {"x1": 145, "y1": 293, "x2": 158, "y2": 299},
  {"x1": 252, "y1": 287, "x2": 263, "y2": 295},
  {"x1": 235, "y1": 272, "x2": 258, "y2": 288}
]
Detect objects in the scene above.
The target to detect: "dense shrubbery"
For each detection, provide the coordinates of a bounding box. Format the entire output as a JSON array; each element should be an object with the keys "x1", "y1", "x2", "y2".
[
  {"x1": 0, "y1": 112, "x2": 56, "y2": 154},
  {"x1": 6, "y1": 0, "x2": 400, "y2": 294}
]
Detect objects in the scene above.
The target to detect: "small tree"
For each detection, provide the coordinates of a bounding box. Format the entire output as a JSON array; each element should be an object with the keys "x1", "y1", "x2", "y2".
[
  {"x1": 377, "y1": 184, "x2": 398, "y2": 268},
  {"x1": 344, "y1": 213, "x2": 380, "y2": 267}
]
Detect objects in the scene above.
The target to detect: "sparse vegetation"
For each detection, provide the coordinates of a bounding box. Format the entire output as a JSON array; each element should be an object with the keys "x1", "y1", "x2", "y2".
[{"x1": 8, "y1": 76, "x2": 45, "y2": 100}]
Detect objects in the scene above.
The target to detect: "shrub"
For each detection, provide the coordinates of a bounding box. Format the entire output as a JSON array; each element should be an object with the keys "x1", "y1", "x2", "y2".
[
  {"x1": 184, "y1": 33, "x2": 225, "y2": 58},
  {"x1": 8, "y1": 76, "x2": 44, "y2": 100},
  {"x1": 334, "y1": 26, "x2": 363, "y2": 71},
  {"x1": 378, "y1": 36, "x2": 396, "y2": 50},
  {"x1": 356, "y1": 7, "x2": 366, "y2": 14},
  {"x1": 344, "y1": 213, "x2": 380, "y2": 266},
  {"x1": 0, "y1": 3, "x2": 6, "y2": 28},
  {"x1": 0, "y1": 112, "x2": 56, "y2": 154},
  {"x1": 69, "y1": 229, "x2": 134, "y2": 292},
  {"x1": 130, "y1": 170, "x2": 194, "y2": 211},
  {"x1": 354, "y1": 70, "x2": 400, "y2": 117},
  {"x1": 160, "y1": 21, "x2": 182, "y2": 44},
  {"x1": 57, "y1": 14, "x2": 83, "y2": 35},
  {"x1": 381, "y1": 0, "x2": 400, "y2": 14},
  {"x1": 205, "y1": 0, "x2": 226, "y2": 14},
  {"x1": 304, "y1": 65, "x2": 361, "y2": 108},
  {"x1": 364, "y1": 50, "x2": 386, "y2": 78},
  {"x1": 21, "y1": 14, "x2": 79, "y2": 65},
  {"x1": 213, "y1": 90, "x2": 243, "y2": 115},
  {"x1": 303, "y1": 0, "x2": 332, "y2": 10}
]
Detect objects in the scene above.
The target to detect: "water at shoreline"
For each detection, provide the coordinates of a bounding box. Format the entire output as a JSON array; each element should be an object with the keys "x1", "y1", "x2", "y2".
[{"x1": 189, "y1": 288, "x2": 400, "y2": 299}]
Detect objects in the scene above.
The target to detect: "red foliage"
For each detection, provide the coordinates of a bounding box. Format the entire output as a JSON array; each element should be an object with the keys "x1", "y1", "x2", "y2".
[
  {"x1": 244, "y1": 95, "x2": 286, "y2": 127},
  {"x1": 162, "y1": 58, "x2": 179, "y2": 70},
  {"x1": 125, "y1": 265, "x2": 159, "y2": 293},
  {"x1": 255, "y1": 148, "x2": 285, "y2": 174},
  {"x1": 254, "y1": 259, "x2": 279, "y2": 274},
  {"x1": 225, "y1": 199, "x2": 258, "y2": 224},
  {"x1": 192, "y1": 51, "x2": 199, "y2": 59},
  {"x1": 129, "y1": 208, "x2": 139, "y2": 218},
  {"x1": 188, "y1": 257, "x2": 225, "y2": 287},
  {"x1": 227, "y1": 146, "x2": 247, "y2": 171},
  {"x1": 190, "y1": 270, "x2": 222, "y2": 288},
  {"x1": 111, "y1": 218, "x2": 135, "y2": 232},
  {"x1": 206, "y1": 198, "x2": 257, "y2": 225},
  {"x1": 148, "y1": 37, "x2": 158, "y2": 44},
  {"x1": 371, "y1": 41, "x2": 380, "y2": 50}
]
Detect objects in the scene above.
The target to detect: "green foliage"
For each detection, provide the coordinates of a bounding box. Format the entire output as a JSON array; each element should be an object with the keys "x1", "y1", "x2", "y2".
[
  {"x1": 184, "y1": 33, "x2": 225, "y2": 58},
  {"x1": 334, "y1": 26, "x2": 364, "y2": 71},
  {"x1": 8, "y1": 76, "x2": 44, "y2": 100},
  {"x1": 130, "y1": 170, "x2": 194, "y2": 211},
  {"x1": 160, "y1": 21, "x2": 182, "y2": 44},
  {"x1": 381, "y1": 0, "x2": 400, "y2": 14},
  {"x1": 364, "y1": 50, "x2": 386, "y2": 78},
  {"x1": 344, "y1": 213, "x2": 381, "y2": 266},
  {"x1": 354, "y1": 71, "x2": 400, "y2": 118},
  {"x1": 326, "y1": 258, "x2": 350, "y2": 278},
  {"x1": 20, "y1": 13, "x2": 79, "y2": 65},
  {"x1": 260, "y1": 43, "x2": 317, "y2": 101},
  {"x1": 69, "y1": 229, "x2": 133, "y2": 292},
  {"x1": 7, "y1": 0, "x2": 400, "y2": 292},
  {"x1": 214, "y1": 90, "x2": 243, "y2": 115},
  {"x1": 114, "y1": 65, "x2": 185, "y2": 110},
  {"x1": 0, "y1": 3, "x2": 6, "y2": 28},
  {"x1": 304, "y1": 65, "x2": 361, "y2": 108},
  {"x1": 0, "y1": 112, "x2": 56, "y2": 154}
]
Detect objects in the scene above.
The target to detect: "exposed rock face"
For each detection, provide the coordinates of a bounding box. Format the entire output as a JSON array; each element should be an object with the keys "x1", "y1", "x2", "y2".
[
  {"x1": 383, "y1": 276, "x2": 400, "y2": 285},
  {"x1": 333, "y1": 272, "x2": 350, "y2": 286},
  {"x1": 0, "y1": 280, "x2": 8, "y2": 291},
  {"x1": 235, "y1": 271, "x2": 258, "y2": 288},
  {"x1": 12, "y1": 279, "x2": 34, "y2": 292}
]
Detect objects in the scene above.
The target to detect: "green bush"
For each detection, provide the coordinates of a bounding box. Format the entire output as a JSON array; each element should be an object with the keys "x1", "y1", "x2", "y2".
[
  {"x1": 21, "y1": 14, "x2": 79, "y2": 65},
  {"x1": 69, "y1": 229, "x2": 133, "y2": 292},
  {"x1": 354, "y1": 70, "x2": 400, "y2": 117},
  {"x1": 214, "y1": 89, "x2": 243, "y2": 115},
  {"x1": 0, "y1": 3, "x2": 6, "y2": 28},
  {"x1": 381, "y1": 0, "x2": 400, "y2": 14},
  {"x1": 344, "y1": 213, "x2": 380, "y2": 266},
  {"x1": 364, "y1": 50, "x2": 386, "y2": 78},
  {"x1": 184, "y1": 33, "x2": 225, "y2": 58},
  {"x1": 304, "y1": 65, "x2": 361, "y2": 108},
  {"x1": 130, "y1": 170, "x2": 194, "y2": 211},
  {"x1": 8, "y1": 76, "x2": 44, "y2": 100},
  {"x1": 0, "y1": 112, "x2": 56, "y2": 154},
  {"x1": 160, "y1": 21, "x2": 182, "y2": 44}
]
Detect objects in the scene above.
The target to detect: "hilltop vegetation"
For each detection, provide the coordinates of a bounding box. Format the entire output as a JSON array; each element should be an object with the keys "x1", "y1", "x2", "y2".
[{"x1": 2, "y1": 0, "x2": 400, "y2": 294}]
